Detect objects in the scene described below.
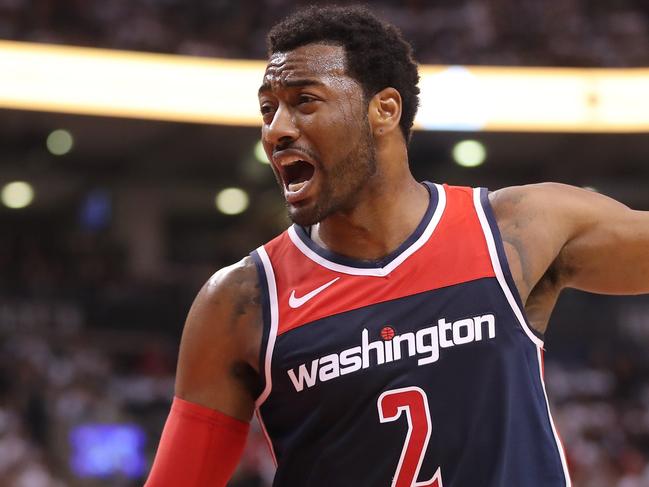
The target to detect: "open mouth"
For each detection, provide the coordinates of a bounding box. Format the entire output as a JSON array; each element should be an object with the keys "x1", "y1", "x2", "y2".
[{"x1": 284, "y1": 160, "x2": 315, "y2": 193}]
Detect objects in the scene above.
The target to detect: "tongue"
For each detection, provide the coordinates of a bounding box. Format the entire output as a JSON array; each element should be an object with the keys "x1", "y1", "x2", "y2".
[{"x1": 288, "y1": 180, "x2": 307, "y2": 193}]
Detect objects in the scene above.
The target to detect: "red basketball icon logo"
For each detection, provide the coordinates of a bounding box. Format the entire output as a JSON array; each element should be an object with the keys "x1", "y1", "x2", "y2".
[{"x1": 380, "y1": 326, "x2": 396, "y2": 341}]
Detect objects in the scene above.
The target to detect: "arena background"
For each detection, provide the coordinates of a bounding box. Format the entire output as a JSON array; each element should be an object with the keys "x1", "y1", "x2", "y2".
[{"x1": 1, "y1": 1, "x2": 649, "y2": 486}]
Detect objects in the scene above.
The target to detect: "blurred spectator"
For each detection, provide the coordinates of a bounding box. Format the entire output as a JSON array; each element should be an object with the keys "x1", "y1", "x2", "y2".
[{"x1": 0, "y1": 0, "x2": 648, "y2": 66}]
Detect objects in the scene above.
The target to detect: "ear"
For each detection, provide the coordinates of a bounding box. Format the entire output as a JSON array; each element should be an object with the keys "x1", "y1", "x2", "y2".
[{"x1": 367, "y1": 87, "x2": 402, "y2": 138}]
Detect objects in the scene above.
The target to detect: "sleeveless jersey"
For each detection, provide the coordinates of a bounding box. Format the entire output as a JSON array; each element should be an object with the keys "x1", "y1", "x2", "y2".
[{"x1": 250, "y1": 183, "x2": 571, "y2": 487}]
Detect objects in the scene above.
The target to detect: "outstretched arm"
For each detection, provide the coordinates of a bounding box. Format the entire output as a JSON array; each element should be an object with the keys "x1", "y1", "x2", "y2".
[
  {"x1": 548, "y1": 184, "x2": 649, "y2": 295},
  {"x1": 145, "y1": 257, "x2": 263, "y2": 486},
  {"x1": 493, "y1": 183, "x2": 649, "y2": 296},
  {"x1": 491, "y1": 183, "x2": 649, "y2": 333}
]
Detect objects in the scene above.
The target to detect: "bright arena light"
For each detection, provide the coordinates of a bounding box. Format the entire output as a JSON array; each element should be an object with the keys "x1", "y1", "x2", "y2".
[
  {"x1": 215, "y1": 187, "x2": 249, "y2": 215},
  {"x1": 2, "y1": 40, "x2": 649, "y2": 132},
  {"x1": 46, "y1": 129, "x2": 74, "y2": 155},
  {"x1": 254, "y1": 140, "x2": 270, "y2": 164},
  {"x1": 1, "y1": 181, "x2": 34, "y2": 209},
  {"x1": 452, "y1": 140, "x2": 487, "y2": 168}
]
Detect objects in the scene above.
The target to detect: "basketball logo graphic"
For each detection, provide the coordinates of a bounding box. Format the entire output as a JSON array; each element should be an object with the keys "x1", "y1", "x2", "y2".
[{"x1": 380, "y1": 326, "x2": 396, "y2": 341}]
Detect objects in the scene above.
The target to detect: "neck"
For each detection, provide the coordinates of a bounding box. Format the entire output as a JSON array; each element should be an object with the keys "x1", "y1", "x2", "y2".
[{"x1": 311, "y1": 150, "x2": 430, "y2": 261}]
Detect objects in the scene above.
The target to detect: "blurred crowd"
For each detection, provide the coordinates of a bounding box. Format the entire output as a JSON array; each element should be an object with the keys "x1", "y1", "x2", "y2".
[
  {"x1": 0, "y1": 315, "x2": 276, "y2": 487},
  {"x1": 548, "y1": 364, "x2": 649, "y2": 486},
  {"x1": 0, "y1": 0, "x2": 649, "y2": 66},
  {"x1": 0, "y1": 229, "x2": 276, "y2": 487}
]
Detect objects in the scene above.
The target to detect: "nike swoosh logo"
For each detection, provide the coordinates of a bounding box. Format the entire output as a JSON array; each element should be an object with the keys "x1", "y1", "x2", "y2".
[{"x1": 289, "y1": 277, "x2": 340, "y2": 309}]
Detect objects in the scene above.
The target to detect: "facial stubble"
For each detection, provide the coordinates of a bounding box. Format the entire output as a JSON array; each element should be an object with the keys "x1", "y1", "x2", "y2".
[{"x1": 286, "y1": 119, "x2": 377, "y2": 227}]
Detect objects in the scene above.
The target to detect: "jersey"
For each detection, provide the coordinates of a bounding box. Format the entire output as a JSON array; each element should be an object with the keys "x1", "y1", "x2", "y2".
[{"x1": 250, "y1": 183, "x2": 571, "y2": 487}]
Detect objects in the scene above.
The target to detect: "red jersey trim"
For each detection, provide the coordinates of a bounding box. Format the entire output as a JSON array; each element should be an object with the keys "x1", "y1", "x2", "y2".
[{"x1": 264, "y1": 184, "x2": 497, "y2": 336}]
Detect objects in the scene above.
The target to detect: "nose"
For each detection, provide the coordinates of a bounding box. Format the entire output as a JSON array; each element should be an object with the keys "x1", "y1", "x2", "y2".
[{"x1": 263, "y1": 104, "x2": 299, "y2": 149}]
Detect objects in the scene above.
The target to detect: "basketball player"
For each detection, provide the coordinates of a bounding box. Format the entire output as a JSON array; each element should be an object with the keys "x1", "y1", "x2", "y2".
[{"x1": 145, "y1": 6, "x2": 649, "y2": 486}]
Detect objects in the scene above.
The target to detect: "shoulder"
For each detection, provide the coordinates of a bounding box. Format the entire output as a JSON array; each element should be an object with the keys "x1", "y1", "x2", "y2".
[
  {"x1": 186, "y1": 256, "x2": 261, "y2": 351},
  {"x1": 485, "y1": 183, "x2": 582, "y2": 301},
  {"x1": 486, "y1": 182, "x2": 631, "y2": 294},
  {"x1": 489, "y1": 182, "x2": 574, "y2": 216},
  {"x1": 487, "y1": 183, "x2": 573, "y2": 246},
  {"x1": 489, "y1": 182, "x2": 627, "y2": 235},
  {"x1": 175, "y1": 256, "x2": 263, "y2": 417},
  {"x1": 180, "y1": 256, "x2": 262, "y2": 375},
  {"x1": 199, "y1": 256, "x2": 260, "y2": 314}
]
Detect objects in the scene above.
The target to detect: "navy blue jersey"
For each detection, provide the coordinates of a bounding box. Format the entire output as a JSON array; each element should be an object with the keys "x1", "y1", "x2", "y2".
[{"x1": 250, "y1": 183, "x2": 571, "y2": 486}]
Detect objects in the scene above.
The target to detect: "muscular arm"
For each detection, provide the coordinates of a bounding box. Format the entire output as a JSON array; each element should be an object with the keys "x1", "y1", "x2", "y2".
[
  {"x1": 145, "y1": 256, "x2": 263, "y2": 486},
  {"x1": 175, "y1": 256, "x2": 263, "y2": 420},
  {"x1": 491, "y1": 183, "x2": 649, "y2": 332}
]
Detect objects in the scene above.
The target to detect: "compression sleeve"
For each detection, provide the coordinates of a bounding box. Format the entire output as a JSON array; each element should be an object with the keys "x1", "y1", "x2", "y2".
[{"x1": 144, "y1": 396, "x2": 250, "y2": 487}]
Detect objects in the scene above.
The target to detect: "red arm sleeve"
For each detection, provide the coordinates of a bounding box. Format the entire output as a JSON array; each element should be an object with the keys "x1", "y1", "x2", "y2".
[{"x1": 144, "y1": 396, "x2": 250, "y2": 487}]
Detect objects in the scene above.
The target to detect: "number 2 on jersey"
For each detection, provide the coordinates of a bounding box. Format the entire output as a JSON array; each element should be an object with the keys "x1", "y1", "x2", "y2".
[{"x1": 377, "y1": 387, "x2": 443, "y2": 487}]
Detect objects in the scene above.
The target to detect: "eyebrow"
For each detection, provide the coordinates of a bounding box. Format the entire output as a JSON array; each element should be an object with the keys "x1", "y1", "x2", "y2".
[{"x1": 258, "y1": 78, "x2": 324, "y2": 96}]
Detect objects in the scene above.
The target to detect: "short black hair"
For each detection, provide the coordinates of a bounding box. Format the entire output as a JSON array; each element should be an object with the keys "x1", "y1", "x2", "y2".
[{"x1": 267, "y1": 5, "x2": 420, "y2": 142}]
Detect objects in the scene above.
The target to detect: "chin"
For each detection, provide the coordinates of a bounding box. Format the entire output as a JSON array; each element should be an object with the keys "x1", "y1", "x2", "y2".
[
  {"x1": 287, "y1": 203, "x2": 325, "y2": 227},
  {"x1": 288, "y1": 210, "x2": 320, "y2": 227}
]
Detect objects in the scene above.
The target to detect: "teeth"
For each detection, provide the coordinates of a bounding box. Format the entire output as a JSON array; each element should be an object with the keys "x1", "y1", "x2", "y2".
[{"x1": 288, "y1": 181, "x2": 307, "y2": 193}]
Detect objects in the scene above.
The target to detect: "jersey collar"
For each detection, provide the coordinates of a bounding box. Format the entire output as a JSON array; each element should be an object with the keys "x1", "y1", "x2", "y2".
[{"x1": 288, "y1": 182, "x2": 446, "y2": 277}]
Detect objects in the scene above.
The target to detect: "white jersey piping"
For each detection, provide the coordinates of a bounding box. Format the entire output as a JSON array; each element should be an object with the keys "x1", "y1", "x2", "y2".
[
  {"x1": 536, "y1": 347, "x2": 572, "y2": 486},
  {"x1": 287, "y1": 183, "x2": 447, "y2": 277},
  {"x1": 253, "y1": 245, "x2": 279, "y2": 466},
  {"x1": 472, "y1": 187, "x2": 571, "y2": 486},
  {"x1": 472, "y1": 187, "x2": 544, "y2": 348}
]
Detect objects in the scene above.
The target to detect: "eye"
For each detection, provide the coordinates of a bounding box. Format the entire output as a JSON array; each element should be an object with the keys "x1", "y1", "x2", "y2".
[
  {"x1": 298, "y1": 94, "x2": 316, "y2": 105},
  {"x1": 259, "y1": 103, "x2": 276, "y2": 123},
  {"x1": 260, "y1": 103, "x2": 275, "y2": 115}
]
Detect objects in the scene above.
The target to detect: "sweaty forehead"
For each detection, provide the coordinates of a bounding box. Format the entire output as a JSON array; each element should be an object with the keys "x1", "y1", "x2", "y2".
[{"x1": 262, "y1": 43, "x2": 348, "y2": 89}]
